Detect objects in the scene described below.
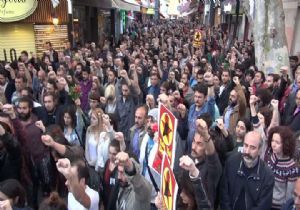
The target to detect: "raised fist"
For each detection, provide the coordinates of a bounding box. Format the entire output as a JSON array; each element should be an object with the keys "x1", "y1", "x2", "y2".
[{"x1": 249, "y1": 95, "x2": 258, "y2": 105}]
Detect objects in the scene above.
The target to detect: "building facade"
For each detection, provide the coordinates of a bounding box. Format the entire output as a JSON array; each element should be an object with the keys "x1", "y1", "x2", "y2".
[{"x1": 0, "y1": 0, "x2": 68, "y2": 62}]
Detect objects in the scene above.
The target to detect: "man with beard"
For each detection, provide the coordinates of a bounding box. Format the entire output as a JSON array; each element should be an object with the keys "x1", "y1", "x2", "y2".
[
  {"x1": 290, "y1": 56, "x2": 299, "y2": 79},
  {"x1": 223, "y1": 77, "x2": 247, "y2": 135},
  {"x1": 189, "y1": 118, "x2": 222, "y2": 207},
  {"x1": 2, "y1": 97, "x2": 54, "y2": 209},
  {"x1": 139, "y1": 117, "x2": 161, "y2": 209},
  {"x1": 11, "y1": 75, "x2": 27, "y2": 105},
  {"x1": 115, "y1": 151, "x2": 151, "y2": 210},
  {"x1": 105, "y1": 69, "x2": 121, "y2": 98},
  {"x1": 147, "y1": 73, "x2": 160, "y2": 102},
  {"x1": 128, "y1": 105, "x2": 148, "y2": 159},
  {"x1": 79, "y1": 66, "x2": 92, "y2": 112},
  {"x1": 116, "y1": 82, "x2": 137, "y2": 142},
  {"x1": 178, "y1": 49, "x2": 188, "y2": 70},
  {"x1": 187, "y1": 82, "x2": 215, "y2": 152},
  {"x1": 0, "y1": 69, "x2": 15, "y2": 104},
  {"x1": 41, "y1": 92, "x2": 63, "y2": 126},
  {"x1": 220, "y1": 131, "x2": 275, "y2": 210},
  {"x1": 265, "y1": 73, "x2": 280, "y2": 96},
  {"x1": 230, "y1": 118, "x2": 252, "y2": 155},
  {"x1": 216, "y1": 69, "x2": 234, "y2": 115},
  {"x1": 178, "y1": 72, "x2": 194, "y2": 106},
  {"x1": 251, "y1": 70, "x2": 268, "y2": 95}
]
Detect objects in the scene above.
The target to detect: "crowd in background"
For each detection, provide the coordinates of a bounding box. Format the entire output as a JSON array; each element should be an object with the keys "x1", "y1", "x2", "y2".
[{"x1": 0, "y1": 19, "x2": 300, "y2": 210}]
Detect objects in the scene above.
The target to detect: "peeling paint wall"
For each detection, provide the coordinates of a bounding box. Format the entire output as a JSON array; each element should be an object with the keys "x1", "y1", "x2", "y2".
[{"x1": 283, "y1": 0, "x2": 300, "y2": 54}]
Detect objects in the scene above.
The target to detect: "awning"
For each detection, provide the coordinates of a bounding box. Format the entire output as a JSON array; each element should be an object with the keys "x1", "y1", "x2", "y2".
[
  {"x1": 73, "y1": 0, "x2": 112, "y2": 9},
  {"x1": 112, "y1": 0, "x2": 141, "y2": 12}
]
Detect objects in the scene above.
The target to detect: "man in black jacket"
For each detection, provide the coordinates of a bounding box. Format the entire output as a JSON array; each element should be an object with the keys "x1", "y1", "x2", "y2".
[
  {"x1": 216, "y1": 69, "x2": 233, "y2": 115},
  {"x1": 0, "y1": 69, "x2": 15, "y2": 104},
  {"x1": 41, "y1": 92, "x2": 63, "y2": 126},
  {"x1": 190, "y1": 118, "x2": 222, "y2": 207},
  {"x1": 220, "y1": 131, "x2": 274, "y2": 210},
  {"x1": 282, "y1": 84, "x2": 300, "y2": 132}
]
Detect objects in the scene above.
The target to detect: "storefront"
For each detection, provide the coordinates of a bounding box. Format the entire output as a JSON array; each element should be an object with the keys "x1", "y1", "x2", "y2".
[
  {"x1": 72, "y1": 0, "x2": 140, "y2": 47},
  {"x1": 111, "y1": 0, "x2": 140, "y2": 43},
  {"x1": 0, "y1": 0, "x2": 69, "y2": 62},
  {"x1": 72, "y1": 0, "x2": 112, "y2": 46}
]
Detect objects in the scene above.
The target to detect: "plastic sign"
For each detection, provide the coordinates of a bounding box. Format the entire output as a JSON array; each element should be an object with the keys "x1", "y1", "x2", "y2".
[
  {"x1": 0, "y1": 0, "x2": 38, "y2": 22},
  {"x1": 193, "y1": 29, "x2": 204, "y2": 48},
  {"x1": 152, "y1": 103, "x2": 177, "y2": 174},
  {"x1": 161, "y1": 153, "x2": 178, "y2": 210}
]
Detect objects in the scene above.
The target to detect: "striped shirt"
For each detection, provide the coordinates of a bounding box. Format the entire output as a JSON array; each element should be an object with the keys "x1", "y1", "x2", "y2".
[{"x1": 264, "y1": 148, "x2": 300, "y2": 209}]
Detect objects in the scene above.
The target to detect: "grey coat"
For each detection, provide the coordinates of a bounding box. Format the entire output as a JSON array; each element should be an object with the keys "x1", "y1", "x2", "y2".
[{"x1": 116, "y1": 159, "x2": 152, "y2": 210}]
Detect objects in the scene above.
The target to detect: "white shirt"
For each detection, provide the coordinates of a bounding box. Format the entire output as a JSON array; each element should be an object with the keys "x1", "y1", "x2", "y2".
[
  {"x1": 86, "y1": 133, "x2": 98, "y2": 166},
  {"x1": 68, "y1": 185, "x2": 99, "y2": 210},
  {"x1": 219, "y1": 84, "x2": 226, "y2": 97},
  {"x1": 96, "y1": 132, "x2": 111, "y2": 171}
]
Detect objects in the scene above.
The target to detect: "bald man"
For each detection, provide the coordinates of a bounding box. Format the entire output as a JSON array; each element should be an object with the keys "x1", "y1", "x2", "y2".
[
  {"x1": 220, "y1": 131, "x2": 275, "y2": 210},
  {"x1": 281, "y1": 178, "x2": 300, "y2": 210}
]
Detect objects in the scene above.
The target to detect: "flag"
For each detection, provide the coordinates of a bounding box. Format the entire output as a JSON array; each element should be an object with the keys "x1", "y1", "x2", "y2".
[
  {"x1": 161, "y1": 153, "x2": 178, "y2": 210},
  {"x1": 152, "y1": 103, "x2": 177, "y2": 174},
  {"x1": 51, "y1": 0, "x2": 60, "y2": 8}
]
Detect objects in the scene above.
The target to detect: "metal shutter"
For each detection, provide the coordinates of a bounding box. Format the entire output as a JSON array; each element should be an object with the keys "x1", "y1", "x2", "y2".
[{"x1": 0, "y1": 23, "x2": 36, "y2": 62}]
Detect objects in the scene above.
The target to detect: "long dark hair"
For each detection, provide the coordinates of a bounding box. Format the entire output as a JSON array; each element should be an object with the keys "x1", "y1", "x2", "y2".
[
  {"x1": 177, "y1": 172, "x2": 197, "y2": 210},
  {"x1": 59, "y1": 106, "x2": 77, "y2": 129},
  {"x1": 0, "y1": 179, "x2": 27, "y2": 208},
  {"x1": 45, "y1": 125, "x2": 70, "y2": 146},
  {"x1": 45, "y1": 125, "x2": 70, "y2": 160}
]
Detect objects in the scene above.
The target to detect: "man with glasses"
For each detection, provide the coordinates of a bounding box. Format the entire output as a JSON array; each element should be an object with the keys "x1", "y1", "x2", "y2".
[{"x1": 186, "y1": 82, "x2": 215, "y2": 152}]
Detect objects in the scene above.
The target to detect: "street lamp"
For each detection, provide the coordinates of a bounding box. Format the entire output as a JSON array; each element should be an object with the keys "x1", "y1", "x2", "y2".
[{"x1": 52, "y1": 17, "x2": 59, "y2": 25}]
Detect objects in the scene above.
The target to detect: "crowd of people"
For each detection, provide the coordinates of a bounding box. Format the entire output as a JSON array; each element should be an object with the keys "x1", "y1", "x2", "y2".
[{"x1": 0, "y1": 19, "x2": 300, "y2": 210}]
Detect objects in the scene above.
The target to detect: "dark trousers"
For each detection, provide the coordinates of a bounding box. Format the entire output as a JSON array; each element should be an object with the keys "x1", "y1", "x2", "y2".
[{"x1": 28, "y1": 154, "x2": 54, "y2": 209}]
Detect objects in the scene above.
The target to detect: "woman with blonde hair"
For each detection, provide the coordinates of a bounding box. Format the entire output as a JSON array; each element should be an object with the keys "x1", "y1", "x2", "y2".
[
  {"x1": 104, "y1": 84, "x2": 116, "y2": 114},
  {"x1": 85, "y1": 108, "x2": 104, "y2": 189},
  {"x1": 85, "y1": 108, "x2": 125, "y2": 190}
]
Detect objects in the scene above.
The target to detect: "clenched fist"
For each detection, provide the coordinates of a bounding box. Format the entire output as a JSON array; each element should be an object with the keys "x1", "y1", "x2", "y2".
[
  {"x1": 56, "y1": 158, "x2": 72, "y2": 179},
  {"x1": 179, "y1": 155, "x2": 199, "y2": 177},
  {"x1": 115, "y1": 151, "x2": 133, "y2": 172}
]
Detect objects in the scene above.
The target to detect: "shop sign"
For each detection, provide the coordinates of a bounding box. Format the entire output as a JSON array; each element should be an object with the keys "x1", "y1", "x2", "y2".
[
  {"x1": 146, "y1": 8, "x2": 154, "y2": 15},
  {"x1": 0, "y1": 0, "x2": 38, "y2": 22}
]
